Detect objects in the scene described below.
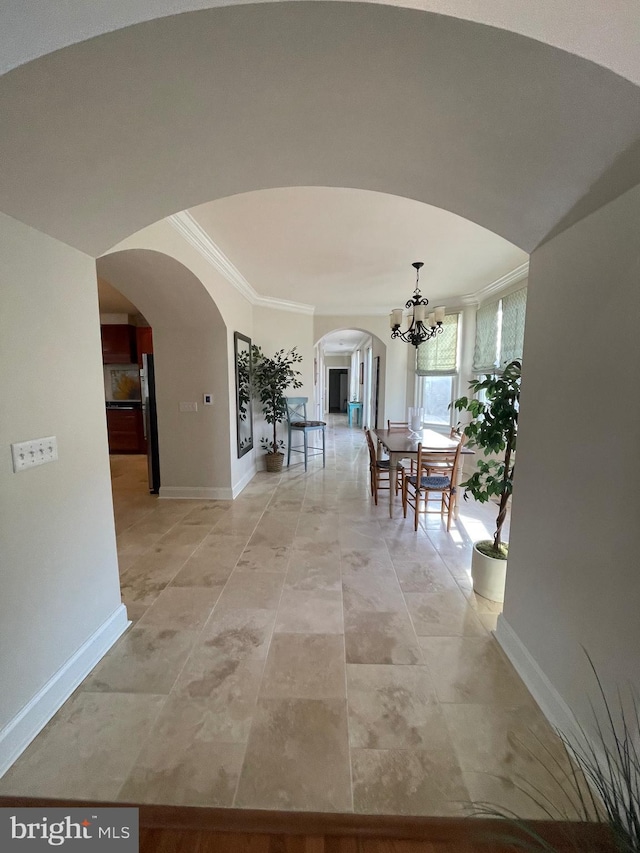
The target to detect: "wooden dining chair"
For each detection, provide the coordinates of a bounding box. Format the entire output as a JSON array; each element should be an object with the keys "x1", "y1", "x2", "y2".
[
  {"x1": 424, "y1": 426, "x2": 465, "y2": 476},
  {"x1": 387, "y1": 420, "x2": 410, "y2": 493},
  {"x1": 402, "y1": 436, "x2": 466, "y2": 531},
  {"x1": 365, "y1": 429, "x2": 392, "y2": 505}
]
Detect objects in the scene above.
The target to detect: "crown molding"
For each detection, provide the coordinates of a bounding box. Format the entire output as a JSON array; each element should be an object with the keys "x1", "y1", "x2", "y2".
[
  {"x1": 168, "y1": 211, "x2": 315, "y2": 316},
  {"x1": 461, "y1": 261, "x2": 529, "y2": 305}
]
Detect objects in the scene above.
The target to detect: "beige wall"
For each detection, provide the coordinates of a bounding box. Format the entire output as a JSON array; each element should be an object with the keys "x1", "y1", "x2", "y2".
[
  {"x1": 252, "y1": 306, "x2": 314, "y2": 461},
  {"x1": 502, "y1": 182, "x2": 640, "y2": 731},
  {"x1": 0, "y1": 213, "x2": 122, "y2": 729}
]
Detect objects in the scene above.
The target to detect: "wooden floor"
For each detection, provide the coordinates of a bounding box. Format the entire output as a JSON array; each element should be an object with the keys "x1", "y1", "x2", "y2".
[{"x1": 0, "y1": 797, "x2": 613, "y2": 852}]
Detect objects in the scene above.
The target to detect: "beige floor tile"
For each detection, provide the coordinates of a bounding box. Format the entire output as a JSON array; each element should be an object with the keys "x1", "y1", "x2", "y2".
[
  {"x1": 274, "y1": 589, "x2": 344, "y2": 634},
  {"x1": 234, "y1": 698, "x2": 352, "y2": 811},
  {"x1": 250, "y1": 518, "x2": 299, "y2": 547},
  {"x1": 284, "y1": 556, "x2": 342, "y2": 592},
  {"x1": 261, "y1": 634, "x2": 346, "y2": 699},
  {"x1": 342, "y1": 574, "x2": 406, "y2": 613},
  {"x1": 170, "y1": 532, "x2": 248, "y2": 587},
  {"x1": 340, "y1": 547, "x2": 394, "y2": 575},
  {"x1": 80, "y1": 625, "x2": 197, "y2": 694},
  {"x1": 118, "y1": 734, "x2": 245, "y2": 807},
  {"x1": 404, "y1": 590, "x2": 487, "y2": 637},
  {"x1": 181, "y1": 502, "x2": 230, "y2": 527},
  {"x1": 419, "y1": 635, "x2": 534, "y2": 704},
  {"x1": 136, "y1": 585, "x2": 222, "y2": 631},
  {"x1": 2, "y1": 422, "x2": 545, "y2": 816},
  {"x1": 236, "y1": 542, "x2": 291, "y2": 573},
  {"x1": 291, "y1": 535, "x2": 341, "y2": 558},
  {"x1": 392, "y1": 560, "x2": 459, "y2": 593},
  {"x1": 120, "y1": 543, "x2": 197, "y2": 607},
  {"x1": 212, "y1": 511, "x2": 263, "y2": 536},
  {"x1": 345, "y1": 611, "x2": 422, "y2": 665},
  {"x1": 351, "y1": 747, "x2": 469, "y2": 816},
  {"x1": 215, "y1": 570, "x2": 285, "y2": 611},
  {"x1": 346, "y1": 664, "x2": 452, "y2": 749},
  {"x1": 0, "y1": 692, "x2": 165, "y2": 800},
  {"x1": 157, "y1": 523, "x2": 213, "y2": 548},
  {"x1": 442, "y1": 702, "x2": 585, "y2": 819},
  {"x1": 197, "y1": 607, "x2": 276, "y2": 660},
  {"x1": 478, "y1": 612, "x2": 500, "y2": 633},
  {"x1": 169, "y1": 656, "x2": 265, "y2": 741}
]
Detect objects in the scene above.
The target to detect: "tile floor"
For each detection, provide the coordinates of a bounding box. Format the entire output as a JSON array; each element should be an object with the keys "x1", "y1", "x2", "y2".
[{"x1": 0, "y1": 417, "x2": 579, "y2": 818}]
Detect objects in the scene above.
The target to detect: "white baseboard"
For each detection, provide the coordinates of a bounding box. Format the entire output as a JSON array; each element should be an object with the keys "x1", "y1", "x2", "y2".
[
  {"x1": 495, "y1": 614, "x2": 617, "y2": 798},
  {"x1": 495, "y1": 614, "x2": 580, "y2": 738},
  {"x1": 232, "y1": 465, "x2": 257, "y2": 498},
  {"x1": 0, "y1": 604, "x2": 130, "y2": 777},
  {"x1": 159, "y1": 486, "x2": 233, "y2": 500}
]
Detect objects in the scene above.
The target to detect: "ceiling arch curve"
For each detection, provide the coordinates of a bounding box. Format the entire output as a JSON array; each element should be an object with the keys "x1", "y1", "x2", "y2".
[
  {"x1": 96, "y1": 249, "x2": 226, "y2": 331},
  {"x1": 3, "y1": 0, "x2": 640, "y2": 87},
  {"x1": 1, "y1": 3, "x2": 639, "y2": 256}
]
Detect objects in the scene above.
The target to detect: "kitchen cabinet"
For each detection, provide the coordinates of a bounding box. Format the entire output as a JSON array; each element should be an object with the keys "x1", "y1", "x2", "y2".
[
  {"x1": 101, "y1": 324, "x2": 137, "y2": 364},
  {"x1": 106, "y1": 407, "x2": 144, "y2": 453},
  {"x1": 136, "y1": 326, "x2": 153, "y2": 367}
]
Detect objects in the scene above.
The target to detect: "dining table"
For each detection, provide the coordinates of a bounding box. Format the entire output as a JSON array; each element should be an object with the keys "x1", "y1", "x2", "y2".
[{"x1": 372, "y1": 427, "x2": 473, "y2": 517}]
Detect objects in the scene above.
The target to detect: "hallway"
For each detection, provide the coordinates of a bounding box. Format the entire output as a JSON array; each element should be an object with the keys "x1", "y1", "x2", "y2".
[{"x1": 0, "y1": 418, "x2": 576, "y2": 818}]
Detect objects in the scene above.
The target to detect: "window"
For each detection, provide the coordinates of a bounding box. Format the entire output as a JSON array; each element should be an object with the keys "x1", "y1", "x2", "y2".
[
  {"x1": 416, "y1": 313, "x2": 459, "y2": 427},
  {"x1": 420, "y1": 375, "x2": 455, "y2": 426},
  {"x1": 473, "y1": 287, "x2": 527, "y2": 374}
]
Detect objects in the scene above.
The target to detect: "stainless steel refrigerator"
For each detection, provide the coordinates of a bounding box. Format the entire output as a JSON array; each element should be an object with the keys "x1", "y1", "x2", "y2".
[{"x1": 140, "y1": 353, "x2": 160, "y2": 494}]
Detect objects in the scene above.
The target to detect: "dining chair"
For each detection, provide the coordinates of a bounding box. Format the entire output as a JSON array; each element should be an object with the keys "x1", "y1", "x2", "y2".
[
  {"x1": 402, "y1": 436, "x2": 466, "y2": 531},
  {"x1": 365, "y1": 429, "x2": 392, "y2": 505},
  {"x1": 424, "y1": 426, "x2": 465, "y2": 476},
  {"x1": 285, "y1": 397, "x2": 326, "y2": 471},
  {"x1": 387, "y1": 420, "x2": 410, "y2": 493}
]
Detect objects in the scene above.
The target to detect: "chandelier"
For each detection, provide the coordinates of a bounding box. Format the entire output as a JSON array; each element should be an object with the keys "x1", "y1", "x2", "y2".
[{"x1": 389, "y1": 262, "x2": 445, "y2": 348}]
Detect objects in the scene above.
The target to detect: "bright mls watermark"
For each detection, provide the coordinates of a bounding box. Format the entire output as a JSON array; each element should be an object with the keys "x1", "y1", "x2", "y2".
[{"x1": 1, "y1": 808, "x2": 138, "y2": 851}]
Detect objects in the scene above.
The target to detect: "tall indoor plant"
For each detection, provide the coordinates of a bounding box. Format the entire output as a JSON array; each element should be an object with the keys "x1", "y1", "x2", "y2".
[
  {"x1": 251, "y1": 345, "x2": 303, "y2": 472},
  {"x1": 452, "y1": 358, "x2": 521, "y2": 600}
]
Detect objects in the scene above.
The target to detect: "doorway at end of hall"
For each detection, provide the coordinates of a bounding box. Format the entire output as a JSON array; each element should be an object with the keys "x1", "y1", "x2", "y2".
[{"x1": 328, "y1": 368, "x2": 348, "y2": 413}]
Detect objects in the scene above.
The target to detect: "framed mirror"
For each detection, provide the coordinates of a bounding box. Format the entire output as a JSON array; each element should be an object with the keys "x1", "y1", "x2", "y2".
[{"x1": 234, "y1": 331, "x2": 253, "y2": 458}]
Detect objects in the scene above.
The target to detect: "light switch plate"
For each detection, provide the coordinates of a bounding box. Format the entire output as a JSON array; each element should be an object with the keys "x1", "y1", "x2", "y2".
[
  {"x1": 203, "y1": 394, "x2": 213, "y2": 405},
  {"x1": 11, "y1": 436, "x2": 58, "y2": 472}
]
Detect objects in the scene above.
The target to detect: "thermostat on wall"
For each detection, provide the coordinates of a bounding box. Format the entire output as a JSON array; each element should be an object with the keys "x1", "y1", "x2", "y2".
[{"x1": 203, "y1": 393, "x2": 213, "y2": 405}]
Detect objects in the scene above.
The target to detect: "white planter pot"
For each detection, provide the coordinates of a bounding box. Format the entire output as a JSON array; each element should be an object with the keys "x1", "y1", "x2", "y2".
[{"x1": 471, "y1": 543, "x2": 507, "y2": 603}]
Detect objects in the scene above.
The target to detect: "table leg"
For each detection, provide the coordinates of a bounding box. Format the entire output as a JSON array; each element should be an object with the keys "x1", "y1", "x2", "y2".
[{"x1": 389, "y1": 451, "x2": 398, "y2": 518}]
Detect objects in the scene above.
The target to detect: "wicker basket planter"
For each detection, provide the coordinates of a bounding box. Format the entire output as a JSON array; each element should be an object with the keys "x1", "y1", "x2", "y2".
[{"x1": 265, "y1": 452, "x2": 284, "y2": 473}]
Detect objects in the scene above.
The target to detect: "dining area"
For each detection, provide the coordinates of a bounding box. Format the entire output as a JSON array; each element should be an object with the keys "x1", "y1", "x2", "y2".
[{"x1": 366, "y1": 418, "x2": 472, "y2": 531}]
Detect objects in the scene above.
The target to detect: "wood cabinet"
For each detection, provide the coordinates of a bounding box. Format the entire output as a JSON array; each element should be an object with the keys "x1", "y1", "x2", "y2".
[
  {"x1": 106, "y1": 408, "x2": 144, "y2": 453},
  {"x1": 101, "y1": 324, "x2": 137, "y2": 364},
  {"x1": 136, "y1": 326, "x2": 154, "y2": 366}
]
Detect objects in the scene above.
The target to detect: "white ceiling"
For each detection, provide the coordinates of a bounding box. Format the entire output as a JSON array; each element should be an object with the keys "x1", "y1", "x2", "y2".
[
  {"x1": 188, "y1": 187, "x2": 527, "y2": 316},
  {"x1": 321, "y1": 330, "x2": 370, "y2": 356}
]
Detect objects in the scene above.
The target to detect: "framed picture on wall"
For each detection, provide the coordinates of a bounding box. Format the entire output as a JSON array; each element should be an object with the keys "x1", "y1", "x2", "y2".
[{"x1": 359, "y1": 361, "x2": 364, "y2": 385}]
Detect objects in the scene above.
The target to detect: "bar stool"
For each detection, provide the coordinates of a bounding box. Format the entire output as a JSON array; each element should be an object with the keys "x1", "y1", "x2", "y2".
[{"x1": 285, "y1": 397, "x2": 326, "y2": 471}]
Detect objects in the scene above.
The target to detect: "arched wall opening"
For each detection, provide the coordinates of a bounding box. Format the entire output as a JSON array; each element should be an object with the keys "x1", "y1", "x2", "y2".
[
  {"x1": 96, "y1": 250, "x2": 232, "y2": 497},
  {"x1": 315, "y1": 326, "x2": 390, "y2": 429},
  {"x1": 0, "y1": 0, "x2": 638, "y2": 784}
]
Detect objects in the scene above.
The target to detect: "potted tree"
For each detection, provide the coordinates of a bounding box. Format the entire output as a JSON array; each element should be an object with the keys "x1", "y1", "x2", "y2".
[
  {"x1": 452, "y1": 359, "x2": 521, "y2": 602},
  {"x1": 251, "y1": 345, "x2": 303, "y2": 472}
]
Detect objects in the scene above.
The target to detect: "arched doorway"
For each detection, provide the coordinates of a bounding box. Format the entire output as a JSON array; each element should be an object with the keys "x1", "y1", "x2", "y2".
[{"x1": 1, "y1": 0, "x2": 639, "y2": 804}]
